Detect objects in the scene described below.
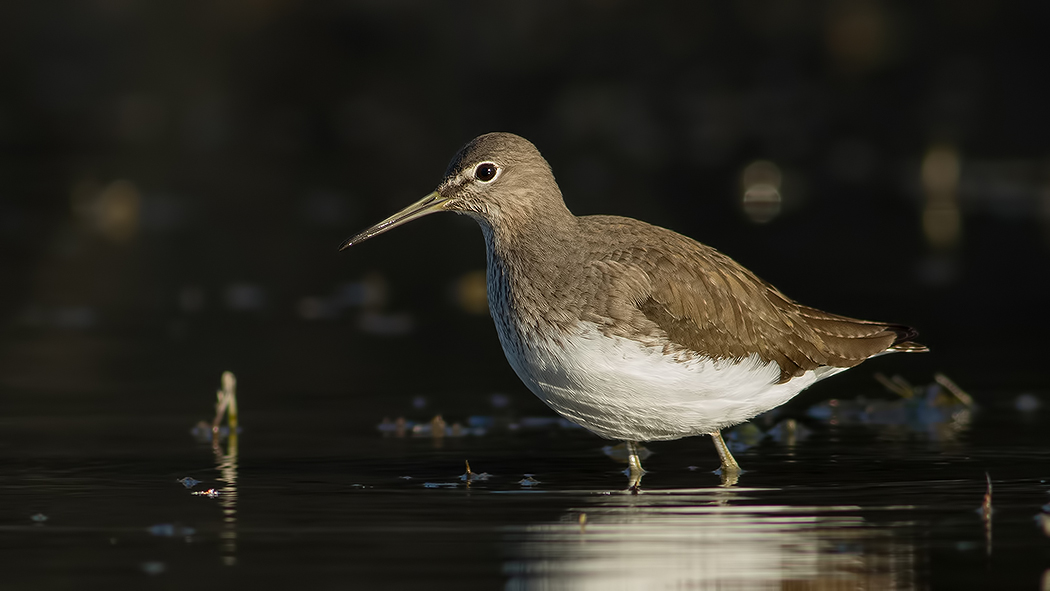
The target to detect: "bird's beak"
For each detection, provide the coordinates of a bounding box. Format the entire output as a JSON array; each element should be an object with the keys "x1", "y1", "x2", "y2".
[{"x1": 339, "y1": 191, "x2": 449, "y2": 251}]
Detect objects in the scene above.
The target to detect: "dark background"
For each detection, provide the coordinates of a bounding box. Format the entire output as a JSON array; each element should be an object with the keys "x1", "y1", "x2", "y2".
[{"x1": 2, "y1": 1, "x2": 1048, "y2": 422}]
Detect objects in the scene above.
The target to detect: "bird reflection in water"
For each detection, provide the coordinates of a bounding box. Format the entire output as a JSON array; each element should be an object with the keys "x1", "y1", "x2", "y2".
[{"x1": 502, "y1": 491, "x2": 916, "y2": 590}]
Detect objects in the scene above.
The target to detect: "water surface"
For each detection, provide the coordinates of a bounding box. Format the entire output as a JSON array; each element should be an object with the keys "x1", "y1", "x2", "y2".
[{"x1": 3, "y1": 380, "x2": 1048, "y2": 590}]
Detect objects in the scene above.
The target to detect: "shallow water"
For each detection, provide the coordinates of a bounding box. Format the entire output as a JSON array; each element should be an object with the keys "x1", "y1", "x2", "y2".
[{"x1": 3, "y1": 378, "x2": 1049, "y2": 591}]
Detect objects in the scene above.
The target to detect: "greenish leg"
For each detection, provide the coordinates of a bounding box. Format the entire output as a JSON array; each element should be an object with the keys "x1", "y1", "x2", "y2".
[
  {"x1": 625, "y1": 440, "x2": 645, "y2": 492},
  {"x1": 710, "y1": 431, "x2": 742, "y2": 473}
]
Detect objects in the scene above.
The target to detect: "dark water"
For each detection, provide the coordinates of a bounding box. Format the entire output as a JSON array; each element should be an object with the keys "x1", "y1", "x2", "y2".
[{"x1": 3, "y1": 370, "x2": 1049, "y2": 590}]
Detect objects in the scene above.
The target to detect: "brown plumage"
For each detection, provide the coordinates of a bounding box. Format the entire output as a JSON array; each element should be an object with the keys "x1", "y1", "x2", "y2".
[
  {"x1": 342, "y1": 131, "x2": 927, "y2": 483},
  {"x1": 466, "y1": 204, "x2": 927, "y2": 385},
  {"x1": 574, "y1": 215, "x2": 927, "y2": 383}
]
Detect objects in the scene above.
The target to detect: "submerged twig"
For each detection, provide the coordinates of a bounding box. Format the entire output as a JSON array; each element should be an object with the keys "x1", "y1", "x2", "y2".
[
  {"x1": 212, "y1": 371, "x2": 238, "y2": 434},
  {"x1": 459, "y1": 460, "x2": 490, "y2": 484},
  {"x1": 934, "y1": 373, "x2": 975, "y2": 407},
  {"x1": 430, "y1": 415, "x2": 447, "y2": 438},
  {"x1": 891, "y1": 374, "x2": 915, "y2": 396},
  {"x1": 874, "y1": 372, "x2": 913, "y2": 398}
]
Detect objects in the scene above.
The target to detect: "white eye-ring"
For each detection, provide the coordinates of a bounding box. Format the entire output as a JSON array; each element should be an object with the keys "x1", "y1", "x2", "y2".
[{"x1": 473, "y1": 162, "x2": 500, "y2": 183}]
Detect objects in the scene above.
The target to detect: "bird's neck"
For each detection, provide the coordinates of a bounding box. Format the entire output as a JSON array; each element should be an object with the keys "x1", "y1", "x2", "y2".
[
  {"x1": 472, "y1": 196, "x2": 581, "y2": 334},
  {"x1": 467, "y1": 185, "x2": 577, "y2": 266}
]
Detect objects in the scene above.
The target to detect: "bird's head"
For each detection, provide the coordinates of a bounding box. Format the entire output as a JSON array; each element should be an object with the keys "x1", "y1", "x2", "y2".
[{"x1": 340, "y1": 132, "x2": 567, "y2": 250}]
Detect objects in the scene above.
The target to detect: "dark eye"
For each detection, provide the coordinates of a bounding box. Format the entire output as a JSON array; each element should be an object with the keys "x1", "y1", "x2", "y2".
[{"x1": 474, "y1": 162, "x2": 498, "y2": 182}]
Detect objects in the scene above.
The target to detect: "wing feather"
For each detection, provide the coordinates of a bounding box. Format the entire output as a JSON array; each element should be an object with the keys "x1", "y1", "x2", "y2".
[{"x1": 576, "y1": 216, "x2": 926, "y2": 383}]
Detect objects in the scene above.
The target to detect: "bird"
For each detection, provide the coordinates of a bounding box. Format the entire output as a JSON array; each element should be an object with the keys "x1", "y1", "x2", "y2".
[{"x1": 340, "y1": 132, "x2": 927, "y2": 487}]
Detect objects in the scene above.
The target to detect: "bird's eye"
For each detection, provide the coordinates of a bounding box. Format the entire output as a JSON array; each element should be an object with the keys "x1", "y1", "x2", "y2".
[{"x1": 474, "y1": 162, "x2": 498, "y2": 182}]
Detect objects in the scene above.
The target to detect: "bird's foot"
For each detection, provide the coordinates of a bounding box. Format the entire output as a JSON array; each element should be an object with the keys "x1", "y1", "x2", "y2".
[
  {"x1": 624, "y1": 440, "x2": 645, "y2": 492},
  {"x1": 709, "y1": 431, "x2": 744, "y2": 487},
  {"x1": 714, "y1": 464, "x2": 744, "y2": 487},
  {"x1": 625, "y1": 466, "x2": 646, "y2": 493}
]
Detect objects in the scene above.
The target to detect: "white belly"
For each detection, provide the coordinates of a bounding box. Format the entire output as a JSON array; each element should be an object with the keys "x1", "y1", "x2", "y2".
[
  {"x1": 477, "y1": 222, "x2": 832, "y2": 442},
  {"x1": 496, "y1": 320, "x2": 826, "y2": 441}
]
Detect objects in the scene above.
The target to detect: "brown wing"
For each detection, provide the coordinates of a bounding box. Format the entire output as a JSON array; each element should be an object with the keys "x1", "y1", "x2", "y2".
[{"x1": 580, "y1": 217, "x2": 926, "y2": 383}]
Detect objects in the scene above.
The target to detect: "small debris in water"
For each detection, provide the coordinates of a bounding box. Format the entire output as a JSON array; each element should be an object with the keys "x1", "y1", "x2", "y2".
[
  {"x1": 422, "y1": 482, "x2": 458, "y2": 489},
  {"x1": 410, "y1": 418, "x2": 436, "y2": 436},
  {"x1": 178, "y1": 477, "x2": 201, "y2": 489},
  {"x1": 148, "y1": 523, "x2": 196, "y2": 537},
  {"x1": 866, "y1": 372, "x2": 975, "y2": 424},
  {"x1": 398, "y1": 476, "x2": 413, "y2": 480},
  {"x1": 212, "y1": 371, "x2": 239, "y2": 433},
  {"x1": 460, "y1": 460, "x2": 491, "y2": 482},
  {"x1": 766, "y1": 418, "x2": 812, "y2": 446},
  {"x1": 30, "y1": 513, "x2": 47, "y2": 523},
  {"x1": 875, "y1": 372, "x2": 915, "y2": 398},
  {"x1": 377, "y1": 417, "x2": 408, "y2": 437},
  {"x1": 807, "y1": 384, "x2": 972, "y2": 438},
  {"x1": 190, "y1": 422, "x2": 215, "y2": 442},
  {"x1": 518, "y1": 475, "x2": 541, "y2": 486},
  {"x1": 378, "y1": 410, "x2": 582, "y2": 438},
  {"x1": 190, "y1": 371, "x2": 242, "y2": 442},
  {"x1": 378, "y1": 415, "x2": 488, "y2": 438},
  {"x1": 934, "y1": 372, "x2": 974, "y2": 407}
]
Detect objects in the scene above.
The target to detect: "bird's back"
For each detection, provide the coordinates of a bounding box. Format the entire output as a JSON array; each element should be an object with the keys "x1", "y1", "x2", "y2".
[{"x1": 568, "y1": 214, "x2": 926, "y2": 383}]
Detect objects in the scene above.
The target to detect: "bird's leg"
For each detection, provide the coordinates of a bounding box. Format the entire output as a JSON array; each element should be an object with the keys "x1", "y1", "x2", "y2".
[
  {"x1": 709, "y1": 431, "x2": 742, "y2": 486},
  {"x1": 624, "y1": 440, "x2": 645, "y2": 492}
]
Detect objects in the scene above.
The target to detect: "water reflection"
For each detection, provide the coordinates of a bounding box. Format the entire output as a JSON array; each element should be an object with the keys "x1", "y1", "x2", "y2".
[
  {"x1": 214, "y1": 419, "x2": 238, "y2": 566},
  {"x1": 503, "y1": 490, "x2": 915, "y2": 590},
  {"x1": 194, "y1": 371, "x2": 240, "y2": 566}
]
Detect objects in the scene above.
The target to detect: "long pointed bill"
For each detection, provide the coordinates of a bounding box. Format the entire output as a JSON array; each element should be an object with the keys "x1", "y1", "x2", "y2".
[{"x1": 339, "y1": 191, "x2": 449, "y2": 251}]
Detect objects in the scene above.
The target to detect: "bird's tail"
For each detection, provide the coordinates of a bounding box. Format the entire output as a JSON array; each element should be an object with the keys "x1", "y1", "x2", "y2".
[{"x1": 885, "y1": 324, "x2": 929, "y2": 353}]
